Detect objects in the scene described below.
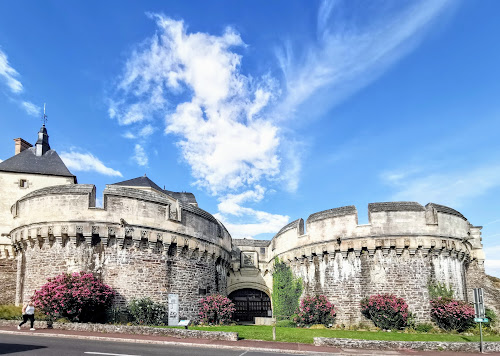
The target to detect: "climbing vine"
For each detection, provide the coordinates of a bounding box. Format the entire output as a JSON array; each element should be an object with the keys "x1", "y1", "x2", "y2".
[{"x1": 272, "y1": 257, "x2": 303, "y2": 320}]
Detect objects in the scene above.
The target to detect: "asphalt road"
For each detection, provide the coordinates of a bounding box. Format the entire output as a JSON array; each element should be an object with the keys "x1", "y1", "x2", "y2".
[{"x1": 0, "y1": 334, "x2": 303, "y2": 356}]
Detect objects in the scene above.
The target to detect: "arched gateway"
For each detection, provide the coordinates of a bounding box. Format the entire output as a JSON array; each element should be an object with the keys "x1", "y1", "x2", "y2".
[{"x1": 228, "y1": 288, "x2": 271, "y2": 321}]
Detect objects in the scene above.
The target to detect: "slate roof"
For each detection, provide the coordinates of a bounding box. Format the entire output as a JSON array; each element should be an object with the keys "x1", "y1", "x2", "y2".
[
  {"x1": 0, "y1": 147, "x2": 75, "y2": 179},
  {"x1": 369, "y1": 201, "x2": 425, "y2": 213},
  {"x1": 307, "y1": 205, "x2": 357, "y2": 223},
  {"x1": 232, "y1": 239, "x2": 271, "y2": 247},
  {"x1": 113, "y1": 175, "x2": 164, "y2": 192},
  {"x1": 112, "y1": 175, "x2": 198, "y2": 205},
  {"x1": 426, "y1": 203, "x2": 466, "y2": 220}
]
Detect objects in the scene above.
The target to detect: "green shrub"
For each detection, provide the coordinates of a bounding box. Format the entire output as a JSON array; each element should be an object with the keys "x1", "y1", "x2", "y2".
[
  {"x1": 128, "y1": 297, "x2": 167, "y2": 325},
  {"x1": 430, "y1": 297, "x2": 475, "y2": 332},
  {"x1": 272, "y1": 258, "x2": 303, "y2": 320},
  {"x1": 295, "y1": 295, "x2": 336, "y2": 327},
  {"x1": 485, "y1": 308, "x2": 497, "y2": 329},
  {"x1": 360, "y1": 294, "x2": 409, "y2": 330},
  {"x1": 0, "y1": 305, "x2": 22, "y2": 320},
  {"x1": 428, "y1": 282, "x2": 454, "y2": 299},
  {"x1": 276, "y1": 319, "x2": 297, "y2": 328},
  {"x1": 415, "y1": 323, "x2": 434, "y2": 333}
]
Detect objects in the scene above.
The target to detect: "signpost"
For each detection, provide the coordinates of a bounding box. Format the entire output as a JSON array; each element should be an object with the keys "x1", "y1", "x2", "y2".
[
  {"x1": 473, "y1": 288, "x2": 485, "y2": 353},
  {"x1": 168, "y1": 293, "x2": 179, "y2": 326}
]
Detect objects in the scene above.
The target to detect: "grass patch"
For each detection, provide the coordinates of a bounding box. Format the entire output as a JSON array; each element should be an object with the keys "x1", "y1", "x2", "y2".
[{"x1": 179, "y1": 325, "x2": 500, "y2": 344}]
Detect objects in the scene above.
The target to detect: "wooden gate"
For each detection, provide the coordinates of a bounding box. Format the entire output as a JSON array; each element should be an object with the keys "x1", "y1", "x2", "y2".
[{"x1": 229, "y1": 288, "x2": 271, "y2": 322}]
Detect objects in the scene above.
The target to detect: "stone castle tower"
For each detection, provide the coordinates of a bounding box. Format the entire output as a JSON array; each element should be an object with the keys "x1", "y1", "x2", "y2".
[{"x1": 0, "y1": 125, "x2": 498, "y2": 323}]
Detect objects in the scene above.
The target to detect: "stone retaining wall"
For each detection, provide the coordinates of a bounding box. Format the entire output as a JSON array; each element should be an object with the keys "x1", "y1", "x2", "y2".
[
  {"x1": 0, "y1": 320, "x2": 238, "y2": 341},
  {"x1": 0, "y1": 258, "x2": 16, "y2": 304},
  {"x1": 314, "y1": 337, "x2": 500, "y2": 353}
]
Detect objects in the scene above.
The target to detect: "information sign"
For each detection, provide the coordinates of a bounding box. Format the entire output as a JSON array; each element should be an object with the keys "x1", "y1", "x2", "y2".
[
  {"x1": 168, "y1": 293, "x2": 179, "y2": 326},
  {"x1": 474, "y1": 318, "x2": 489, "y2": 323}
]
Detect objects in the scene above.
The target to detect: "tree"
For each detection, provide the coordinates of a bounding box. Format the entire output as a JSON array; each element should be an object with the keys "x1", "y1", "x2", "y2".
[{"x1": 272, "y1": 257, "x2": 303, "y2": 320}]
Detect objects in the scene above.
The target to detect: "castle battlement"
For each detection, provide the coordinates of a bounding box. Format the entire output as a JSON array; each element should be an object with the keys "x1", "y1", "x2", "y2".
[{"x1": 268, "y1": 202, "x2": 483, "y2": 262}]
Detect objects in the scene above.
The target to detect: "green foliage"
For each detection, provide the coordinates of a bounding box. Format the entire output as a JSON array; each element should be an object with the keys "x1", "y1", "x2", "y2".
[
  {"x1": 0, "y1": 305, "x2": 47, "y2": 321},
  {"x1": 427, "y1": 281, "x2": 454, "y2": 299},
  {"x1": 295, "y1": 295, "x2": 336, "y2": 326},
  {"x1": 360, "y1": 294, "x2": 409, "y2": 330},
  {"x1": 485, "y1": 308, "x2": 497, "y2": 329},
  {"x1": 415, "y1": 323, "x2": 434, "y2": 333},
  {"x1": 127, "y1": 297, "x2": 167, "y2": 325},
  {"x1": 0, "y1": 305, "x2": 22, "y2": 320},
  {"x1": 430, "y1": 297, "x2": 475, "y2": 332},
  {"x1": 276, "y1": 319, "x2": 297, "y2": 328},
  {"x1": 272, "y1": 257, "x2": 303, "y2": 320}
]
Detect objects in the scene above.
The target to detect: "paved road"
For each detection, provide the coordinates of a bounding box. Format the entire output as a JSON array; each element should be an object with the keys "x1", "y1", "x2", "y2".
[{"x1": 0, "y1": 334, "x2": 303, "y2": 356}]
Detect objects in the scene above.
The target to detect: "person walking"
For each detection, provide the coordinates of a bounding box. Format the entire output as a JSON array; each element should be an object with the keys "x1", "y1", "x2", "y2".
[{"x1": 18, "y1": 300, "x2": 36, "y2": 331}]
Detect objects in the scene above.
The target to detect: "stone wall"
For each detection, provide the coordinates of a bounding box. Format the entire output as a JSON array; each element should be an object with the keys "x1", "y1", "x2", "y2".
[
  {"x1": 289, "y1": 249, "x2": 467, "y2": 323},
  {"x1": 231, "y1": 201, "x2": 489, "y2": 325},
  {"x1": 17, "y1": 239, "x2": 228, "y2": 320},
  {"x1": 10, "y1": 184, "x2": 231, "y2": 321},
  {"x1": 0, "y1": 257, "x2": 16, "y2": 304},
  {"x1": 466, "y1": 260, "x2": 500, "y2": 315}
]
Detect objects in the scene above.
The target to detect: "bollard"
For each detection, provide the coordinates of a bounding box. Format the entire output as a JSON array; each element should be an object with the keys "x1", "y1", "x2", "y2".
[{"x1": 273, "y1": 326, "x2": 276, "y2": 341}]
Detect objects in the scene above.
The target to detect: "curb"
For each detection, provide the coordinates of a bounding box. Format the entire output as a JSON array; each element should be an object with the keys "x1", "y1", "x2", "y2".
[{"x1": 0, "y1": 330, "x2": 349, "y2": 355}]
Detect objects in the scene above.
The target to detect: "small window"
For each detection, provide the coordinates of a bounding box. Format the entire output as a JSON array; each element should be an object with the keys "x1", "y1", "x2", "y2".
[
  {"x1": 198, "y1": 288, "x2": 207, "y2": 295},
  {"x1": 19, "y1": 179, "x2": 28, "y2": 188},
  {"x1": 260, "y1": 247, "x2": 266, "y2": 254}
]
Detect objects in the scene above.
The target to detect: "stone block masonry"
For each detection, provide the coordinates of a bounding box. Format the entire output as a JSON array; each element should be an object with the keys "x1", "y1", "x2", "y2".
[
  {"x1": 9, "y1": 184, "x2": 231, "y2": 321},
  {"x1": 0, "y1": 257, "x2": 16, "y2": 304}
]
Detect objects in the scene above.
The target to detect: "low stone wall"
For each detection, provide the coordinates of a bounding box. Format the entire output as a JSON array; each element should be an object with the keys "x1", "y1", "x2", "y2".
[
  {"x1": 314, "y1": 337, "x2": 500, "y2": 353},
  {"x1": 0, "y1": 320, "x2": 238, "y2": 341}
]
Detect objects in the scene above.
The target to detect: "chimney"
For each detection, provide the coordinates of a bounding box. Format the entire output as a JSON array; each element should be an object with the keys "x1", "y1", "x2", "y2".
[{"x1": 13, "y1": 138, "x2": 32, "y2": 155}]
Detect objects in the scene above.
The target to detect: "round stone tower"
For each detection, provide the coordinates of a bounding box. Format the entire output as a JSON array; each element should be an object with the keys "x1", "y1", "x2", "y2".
[{"x1": 9, "y1": 181, "x2": 232, "y2": 320}]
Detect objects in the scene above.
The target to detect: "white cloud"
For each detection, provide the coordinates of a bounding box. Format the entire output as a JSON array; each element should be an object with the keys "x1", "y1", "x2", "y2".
[
  {"x1": 111, "y1": 15, "x2": 281, "y2": 195},
  {"x1": 0, "y1": 49, "x2": 23, "y2": 93},
  {"x1": 109, "y1": 4, "x2": 454, "y2": 238},
  {"x1": 20, "y1": 101, "x2": 40, "y2": 117},
  {"x1": 215, "y1": 209, "x2": 289, "y2": 239},
  {"x1": 382, "y1": 164, "x2": 500, "y2": 207},
  {"x1": 276, "y1": 0, "x2": 453, "y2": 119},
  {"x1": 132, "y1": 144, "x2": 148, "y2": 166},
  {"x1": 60, "y1": 151, "x2": 123, "y2": 177},
  {"x1": 139, "y1": 124, "x2": 155, "y2": 138},
  {"x1": 123, "y1": 131, "x2": 136, "y2": 139},
  {"x1": 484, "y1": 245, "x2": 500, "y2": 278}
]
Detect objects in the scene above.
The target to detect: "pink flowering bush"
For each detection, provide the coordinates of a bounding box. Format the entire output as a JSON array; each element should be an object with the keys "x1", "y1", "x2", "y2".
[
  {"x1": 430, "y1": 297, "x2": 475, "y2": 332},
  {"x1": 32, "y1": 272, "x2": 115, "y2": 323},
  {"x1": 294, "y1": 295, "x2": 336, "y2": 326},
  {"x1": 360, "y1": 294, "x2": 409, "y2": 330},
  {"x1": 198, "y1": 294, "x2": 235, "y2": 325}
]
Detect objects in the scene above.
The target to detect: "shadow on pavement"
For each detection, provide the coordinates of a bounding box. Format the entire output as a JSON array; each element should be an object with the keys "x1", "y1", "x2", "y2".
[{"x1": 0, "y1": 343, "x2": 47, "y2": 354}]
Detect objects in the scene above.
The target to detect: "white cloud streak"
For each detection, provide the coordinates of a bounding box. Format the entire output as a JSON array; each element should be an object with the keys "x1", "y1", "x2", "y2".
[
  {"x1": 484, "y1": 245, "x2": 500, "y2": 278},
  {"x1": 381, "y1": 164, "x2": 500, "y2": 207},
  {"x1": 276, "y1": 0, "x2": 453, "y2": 119},
  {"x1": 0, "y1": 49, "x2": 23, "y2": 93},
  {"x1": 21, "y1": 101, "x2": 41, "y2": 117},
  {"x1": 60, "y1": 151, "x2": 123, "y2": 177},
  {"x1": 133, "y1": 144, "x2": 148, "y2": 166}
]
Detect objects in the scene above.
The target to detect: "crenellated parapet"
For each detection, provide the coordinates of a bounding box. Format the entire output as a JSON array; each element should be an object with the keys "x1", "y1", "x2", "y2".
[
  {"x1": 9, "y1": 184, "x2": 232, "y2": 264},
  {"x1": 269, "y1": 201, "x2": 482, "y2": 264}
]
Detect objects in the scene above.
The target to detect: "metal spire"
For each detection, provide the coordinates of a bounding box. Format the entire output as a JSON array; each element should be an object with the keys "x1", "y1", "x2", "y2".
[{"x1": 42, "y1": 103, "x2": 48, "y2": 126}]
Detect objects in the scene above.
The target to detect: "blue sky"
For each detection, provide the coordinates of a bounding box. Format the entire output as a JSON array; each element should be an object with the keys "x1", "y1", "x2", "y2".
[{"x1": 0, "y1": 1, "x2": 499, "y2": 277}]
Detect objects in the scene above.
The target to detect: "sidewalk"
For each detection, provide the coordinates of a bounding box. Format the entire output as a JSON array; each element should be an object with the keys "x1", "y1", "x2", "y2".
[{"x1": 0, "y1": 326, "x2": 498, "y2": 356}]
